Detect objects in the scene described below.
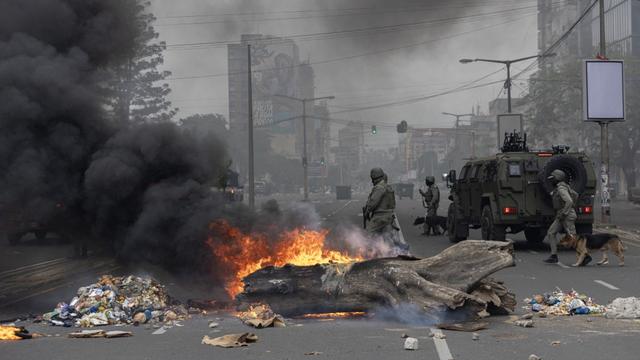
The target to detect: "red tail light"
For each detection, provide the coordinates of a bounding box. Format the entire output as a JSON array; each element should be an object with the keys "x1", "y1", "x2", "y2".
[
  {"x1": 502, "y1": 207, "x2": 517, "y2": 215},
  {"x1": 579, "y1": 206, "x2": 593, "y2": 214},
  {"x1": 537, "y1": 153, "x2": 553, "y2": 157}
]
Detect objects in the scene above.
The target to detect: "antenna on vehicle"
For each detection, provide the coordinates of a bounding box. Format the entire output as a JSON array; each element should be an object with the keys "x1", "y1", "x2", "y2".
[{"x1": 501, "y1": 131, "x2": 528, "y2": 153}]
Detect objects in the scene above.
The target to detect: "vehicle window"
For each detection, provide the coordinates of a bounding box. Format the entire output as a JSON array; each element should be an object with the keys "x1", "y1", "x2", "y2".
[
  {"x1": 508, "y1": 162, "x2": 521, "y2": 177},
  {"x1": 459, "y1": 166, "x2": 470, "y2": 180},
  {"x1": 471, "y1": 165, "x2": 482, "y2": 180}
]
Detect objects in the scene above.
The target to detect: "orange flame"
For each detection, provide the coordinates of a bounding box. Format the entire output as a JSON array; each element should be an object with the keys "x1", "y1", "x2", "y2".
[
  {"x1": 207, "y1": 220, "x2": 363, "y2": 298},
  {"x1": 301, "y1": 312, "x2": 367, "y2": 319},
  {"x1": 0, "y1": 326, "x2": 23, "y2": 340}
]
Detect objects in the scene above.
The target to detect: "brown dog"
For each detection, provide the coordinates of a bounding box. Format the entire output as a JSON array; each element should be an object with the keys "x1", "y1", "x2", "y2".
[{"x1": 559, "y1": 233, "x2": 625, "y2": 267}]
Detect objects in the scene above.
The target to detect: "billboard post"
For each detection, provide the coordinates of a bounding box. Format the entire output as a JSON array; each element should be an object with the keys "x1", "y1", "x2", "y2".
[{"x1": 583, "y1": 59, "x2": 625, "y2": 224}]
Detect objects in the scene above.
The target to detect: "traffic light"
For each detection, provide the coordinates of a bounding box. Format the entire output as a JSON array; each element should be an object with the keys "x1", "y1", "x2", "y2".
[
  {"x1": 371, "y1": 125, "x2": 377, "y2": 134},
  {"x1": 320, "y1": 157, "x2": 325, "y2": 165},
  {"x1": 397, "y1": 120, "x2": 408, "y2": 133}
]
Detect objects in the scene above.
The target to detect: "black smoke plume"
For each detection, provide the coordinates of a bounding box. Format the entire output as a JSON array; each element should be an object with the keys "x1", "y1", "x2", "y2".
[{"x1": 0, "y1": 0, "x2": 236, "y2": 271}]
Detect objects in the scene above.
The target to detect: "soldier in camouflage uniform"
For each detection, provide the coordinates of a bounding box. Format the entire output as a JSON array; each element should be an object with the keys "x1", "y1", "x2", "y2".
[
  {"x1": 543, "y1": 169, "x2": 583, "y2": 264},
  {"x1": 419, "y1": 176, "x2": 440, "y2": 235},
  {"x1": 364, "y1": 168, "x2": 410, "y2": 254}
]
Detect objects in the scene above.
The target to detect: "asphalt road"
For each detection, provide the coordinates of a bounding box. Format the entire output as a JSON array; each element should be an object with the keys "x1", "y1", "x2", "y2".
[{"x1": 2, "y1": 193, "x2": 640, "y2": 359}]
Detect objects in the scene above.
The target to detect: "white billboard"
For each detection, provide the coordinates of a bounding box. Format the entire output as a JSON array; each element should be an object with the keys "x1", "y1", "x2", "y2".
[{"x1": 583, "y1": 60, "x2": 625, "y2": 121}]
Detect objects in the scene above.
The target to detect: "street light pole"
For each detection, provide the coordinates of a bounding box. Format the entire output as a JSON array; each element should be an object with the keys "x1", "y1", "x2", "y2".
[
  {"x1": 274, "y1": 94, "x2": 335, "y2": 201},
  {"x1": 459, "y1": 53, "x2": 556, "y2": 113}
]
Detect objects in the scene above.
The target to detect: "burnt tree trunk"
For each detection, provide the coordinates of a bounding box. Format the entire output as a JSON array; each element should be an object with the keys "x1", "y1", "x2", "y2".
[{"x1": 238, "y1": 240, "x2": 516, "y2": 319}]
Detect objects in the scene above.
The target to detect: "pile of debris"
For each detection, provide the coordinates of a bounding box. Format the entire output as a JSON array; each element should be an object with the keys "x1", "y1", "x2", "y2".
[
  {"x1": 524, "y1": 290, "x2": 606, "y2": 316},
  {"x1": 43, "y1": 275, "x2": 188, "y2": 327}
]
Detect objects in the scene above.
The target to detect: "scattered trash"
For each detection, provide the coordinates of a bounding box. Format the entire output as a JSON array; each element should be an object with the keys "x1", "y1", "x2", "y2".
[
  {"x1": 519, "y1": 313, "x2": 534, "y2": 320},
  {"x1": 524, "y1": 290, "x2": 605, "y2": 316},
  {"x1": 43, "y1": 275, "x2": 188, "y2": 327},
  {"x1": 403, "y1": 337, "x2": 419, "y2": 350},
  {"x1": 0, "y1": 325, "x2": 33, "y2": 340},
  {"x1": 201, "y1": 333, "x2": 258, "y2": 348},
  {"x1": 437, "y1": 322, "x2": 488, "y2": 332},
  {"x1": 472, "y1": 332, "x2": 480, "y2": 341},
  {"x1": 605, "y1": 297, "x2": 640, "y2": 319},
  {"x1": 529, "y1": 355, "x2": 541, "y2": 360},
  {"x1": 236, "y1": 303, "x2": 285, "y2": 328},
  {"x1": 433, "y1": 332, "x2": 446, "y2": 339},
  {"x1": 209, "y1": 322, "x2": 219, "y2": 328},
  {"x1": 514, "y1": 320, "x2": 534, "y2": 328},
  {"x1": 400, "y1": 333, "x2": 409, "y2": 338},
  {"x1": 551, "y1": 340, "x2": 561, "y2": 346},
  {"x1": 68, "y1": 330, "x2": 132, "y2": 338},
  {"x1": 304, "y1": 351, "x2": 323, "y2": 355}
]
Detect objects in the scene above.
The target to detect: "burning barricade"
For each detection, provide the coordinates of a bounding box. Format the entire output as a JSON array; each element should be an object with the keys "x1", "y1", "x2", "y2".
[
  {"x1": 43, "y1": 275, "x2": 187, "y2": 327},
  {"x1": 0, "y1": 325, "x2": 33, "y2": 340}
]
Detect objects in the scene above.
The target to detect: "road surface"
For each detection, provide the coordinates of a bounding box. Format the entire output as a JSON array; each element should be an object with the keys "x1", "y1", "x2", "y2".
[{"x1": 1, "y1": 194, "x2": 640, "y2": 359}]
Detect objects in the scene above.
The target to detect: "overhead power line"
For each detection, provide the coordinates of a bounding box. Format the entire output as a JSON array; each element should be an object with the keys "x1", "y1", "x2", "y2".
[
  {"x1": 512, "y1": 0, "x2": 598, "y2": 80},
  {"x1": 157, "y1": 0, "x2": 541, "y2": 20},
  {"x1": 165, "y1": 3, "x2": 562, "y2": 49},
  {"x1": 166, "y1": 12, "x2": 536, "y2": 81}
]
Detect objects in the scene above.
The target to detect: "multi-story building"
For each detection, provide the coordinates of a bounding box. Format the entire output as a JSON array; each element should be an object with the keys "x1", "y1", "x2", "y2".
[
  {"x1": 538, "y1": 0, "x2": 640, "y2": 62},
  {"x1": 227, "y1": 35, "x2": 330, "y2": 179}
]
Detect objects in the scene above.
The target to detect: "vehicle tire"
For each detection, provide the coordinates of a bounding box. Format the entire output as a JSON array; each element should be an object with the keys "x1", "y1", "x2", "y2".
[
  {"x1": 537, "y1": 154, "x2": 588, "y2": 197},
  {"x1": 35, "y1": 230, "x2": 47, "y2": 240},
  {"x1": 447, "y1": 203, "x2": 467, "y2": 243},
  {"x1": 8, "y1": 232, "x2": 22, "y2": 245},
  {"x1": 481, "y1": 205, "x2": 506, "y2": 241},
  {"x1": 524, "y1": 228, "x2": 545, "y2": 243},
  {"x1": 576, "y1": 223, "x2": 593, "y2": 235}
]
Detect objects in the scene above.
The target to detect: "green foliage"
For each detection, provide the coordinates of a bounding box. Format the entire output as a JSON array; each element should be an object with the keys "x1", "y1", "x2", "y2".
[
  {"x1": 524, "y1": 58, "x2": 640, "y2": 191},
  {"x1": 105, "y1": 0, "x2": 176, "y2": 125}
]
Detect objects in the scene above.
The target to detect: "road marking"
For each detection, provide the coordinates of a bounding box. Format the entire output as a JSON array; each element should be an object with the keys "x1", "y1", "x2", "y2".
[
  {"x1": 0, "y1": 258, "x2": 67, "y2": 278},
  {"x1": 557, "y1": 262, "x2": 571, "y2": 269},
  {"x1": 594, "y1": 280, "x2": 619, "y2": 290},
  {"x1": 430, "y1": 328, "x2": 454, "y2": 360},
  {"x1": 152, "y1": 326, "x2": 168, "y2": 335}
]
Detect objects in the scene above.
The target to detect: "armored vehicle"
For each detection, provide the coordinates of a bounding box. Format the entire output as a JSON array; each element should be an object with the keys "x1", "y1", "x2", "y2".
[{"x1": 446, "y1": 132, "x2": 596, "y2": 243}]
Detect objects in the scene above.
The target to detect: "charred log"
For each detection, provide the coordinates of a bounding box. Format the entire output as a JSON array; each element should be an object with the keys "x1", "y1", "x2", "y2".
[{"x1": 238, "y1": 240, "x2": 515, "y2": 319}]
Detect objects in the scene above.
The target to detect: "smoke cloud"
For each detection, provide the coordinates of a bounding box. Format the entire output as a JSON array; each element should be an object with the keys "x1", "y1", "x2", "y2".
[{"x1": 0, "y1": 0, "x2": 233, "y2": 271}]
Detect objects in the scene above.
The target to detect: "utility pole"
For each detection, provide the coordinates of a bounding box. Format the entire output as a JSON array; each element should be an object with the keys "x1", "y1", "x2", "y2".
[
  {"x1": 274, "y1": 94, "x2": 335, "y2": 201},
  {"x1": 598, "y1": 0, "x2": 611, "y2": 223},
  {"x1": 247, "y1": 44, "x2": 255, "y2": 209},
  {"x1": 302, "y1": 100, "x2": 308, "y2": 201}
]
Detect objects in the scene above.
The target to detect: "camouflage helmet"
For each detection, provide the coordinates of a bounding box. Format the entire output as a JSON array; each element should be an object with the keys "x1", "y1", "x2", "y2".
[
  {"x1": 547, "y1": 169, "x2": 566, "y2": 182},
  {"x1": 425, "y1": 176, "x2": 435, "y2": 185},
  {"x1": 370, "y1": 167, "x2": 385, "y2": 181}
]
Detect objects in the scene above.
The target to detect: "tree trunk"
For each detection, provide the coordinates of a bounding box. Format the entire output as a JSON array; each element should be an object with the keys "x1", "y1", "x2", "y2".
[{"x1": 238, "y1": 240, "x2": 516, "y2": 320}]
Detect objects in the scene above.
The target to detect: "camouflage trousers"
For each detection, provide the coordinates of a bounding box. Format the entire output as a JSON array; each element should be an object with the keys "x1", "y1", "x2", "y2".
[{"x1": 545, "y1": 211, "x2": 577, "y2": 255}]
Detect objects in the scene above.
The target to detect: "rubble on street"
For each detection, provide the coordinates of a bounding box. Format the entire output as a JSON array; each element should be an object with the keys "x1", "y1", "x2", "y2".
[
  {"x1": 524, "y1": 290, "x2": 606, "y2": 316},
  {"x1": 42, "y1": 275, "x2": 188, "y2": 327},
  {"x1": 201, "y1": 333, "x2": 258, "y2": 348},
  {"x1": 605, "y1": 297, "x2": 640, "y2": 319},
  {"x1": 235, "y1": 303, "x2": 286, "y2": 328}
]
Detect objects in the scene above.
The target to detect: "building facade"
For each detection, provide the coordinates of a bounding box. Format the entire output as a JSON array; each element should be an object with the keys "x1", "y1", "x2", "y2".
[{"x1": 227, "y1": 35, "x2": 331, "y2": 182}]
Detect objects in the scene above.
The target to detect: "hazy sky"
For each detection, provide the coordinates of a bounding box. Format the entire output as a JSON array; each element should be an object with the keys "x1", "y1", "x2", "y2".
[{"x1": 150, "y1": 0, "x2": 543, "y2": 147}]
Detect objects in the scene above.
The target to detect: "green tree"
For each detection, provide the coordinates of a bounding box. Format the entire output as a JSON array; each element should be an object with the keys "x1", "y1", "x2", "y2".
[
  {"x1": 107, "y1": 0, "x2": 176, "y2": 125},
  {"x1": 525, "y1": 59, "x2": 640, "y2": 197}
]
